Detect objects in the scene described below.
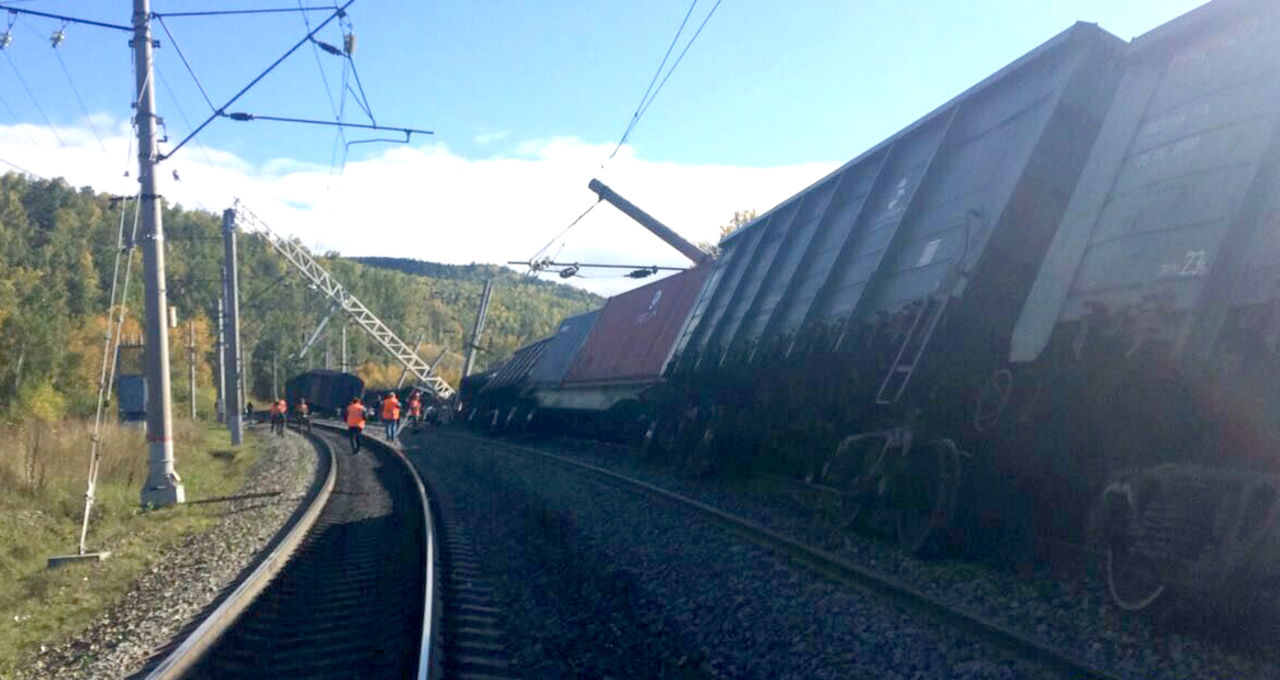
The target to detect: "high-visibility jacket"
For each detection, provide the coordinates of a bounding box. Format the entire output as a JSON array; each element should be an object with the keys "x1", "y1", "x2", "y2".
[
  {"x1": 345, "y1": 403, "x2": 366, "y2": 428},
  {"x1": 408, "y1": 398, "x2": 421, "y2": 417},
  {"x1": 381, "y1": 396, "x2": 400, "y2": 421}
]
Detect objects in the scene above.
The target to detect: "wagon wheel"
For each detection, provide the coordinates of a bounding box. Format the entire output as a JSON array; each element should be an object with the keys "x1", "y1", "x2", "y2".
[
  {"x1": 973, "y1": 369, "x2": 1013, "y2": 433},
  {"x1": 825, "y1": 435, "x2": 887, "y2": 528},
  {"x1": 895, "y1": 439, "x2": 963, "y2": 557},
  {"x1": 1103, "y1": 483, "x2": 1168, "y2": 611}
]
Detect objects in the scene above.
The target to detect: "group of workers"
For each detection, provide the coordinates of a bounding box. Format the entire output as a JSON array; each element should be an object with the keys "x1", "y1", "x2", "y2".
[
  {"x1": 249, "y1": 389, "x2": 429, "y2": 454},
  {"x1": 343, "y1": 389, "x2": 427, "y2": 453},
  {"x1": 265, "y1": 397, "x2": 311, "y2": 436}
]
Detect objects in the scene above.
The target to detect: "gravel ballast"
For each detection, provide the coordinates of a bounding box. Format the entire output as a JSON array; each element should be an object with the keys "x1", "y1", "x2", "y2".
[
  {"x1": 420, "y1": 428, "x2": 1280, "y2": 679},
  {"x1": 17, "y1": 429, "x2": 320, "y2": 680},
  {"x1": 409, "y1": 431, "x2": 1070, "y2": 679}
]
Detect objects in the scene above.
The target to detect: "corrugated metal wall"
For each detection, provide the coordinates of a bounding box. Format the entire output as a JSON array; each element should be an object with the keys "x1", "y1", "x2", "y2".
[
  {"x1": 564, "y1": 264, "x2": 711, "y2": 386},
  {"x1": 675, "y1": 22, "x2": 1125, "y2": 369},
  {"x1": 1012, "y1": 0, "x2": 1280, "y2": 362}
]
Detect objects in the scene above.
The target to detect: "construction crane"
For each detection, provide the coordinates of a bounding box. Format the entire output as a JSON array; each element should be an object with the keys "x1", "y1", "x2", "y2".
[{"x1": 233, "y1": 202, "x2": 455, "y2": 400}]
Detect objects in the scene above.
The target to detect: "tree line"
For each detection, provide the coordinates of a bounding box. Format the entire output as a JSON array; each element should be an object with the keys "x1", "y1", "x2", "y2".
[{"x1": 0, "y1": 172, "x2": 601, "y2": 422}]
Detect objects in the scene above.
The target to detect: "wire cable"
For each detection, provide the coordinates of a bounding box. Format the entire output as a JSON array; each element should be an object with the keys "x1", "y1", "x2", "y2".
[
  {"x1": 161, "y1": 0, "x2": 358, "y2": 162},
  {"x1": 297, "y1": 0, "x2": 347, "y2": 176},
  {"x1": 608, "y1": 0, "x2": 698, "y2": 161},
  {"x1": 1, "y1": 48, "x2": 66, "y2": 147},
  {"x1": 527, "y1": 198, "x2": 602, "y2": 263},
  {"x1": 52, "y1": 43, "x2": 108, "y2": 155},
  {"x1": 634, "y1": 0, "x2": 724, "y2": 125},
  {"x1": 607, "y1": 0, "x2": 725, "y2": 161},
  {"x1": 154, "y1": 15, "x2": 216, "y2": 112},
  {"x1": 0, "y1": 89, "x2": 43, "y2": 149},
  {"x1": 154, "y1": 6, "x2": 334, "y2": 18}
]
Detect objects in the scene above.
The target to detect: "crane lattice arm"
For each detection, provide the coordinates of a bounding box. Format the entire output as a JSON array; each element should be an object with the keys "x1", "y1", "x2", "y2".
[{"x1": 234, "y1": 202, "x2": 455, "y2": 400}]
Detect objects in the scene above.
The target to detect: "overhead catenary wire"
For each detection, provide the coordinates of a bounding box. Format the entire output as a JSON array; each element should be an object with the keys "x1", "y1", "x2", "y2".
[
  {"x1": 607, "y1": 0, "x2": 699, "y2": 162},
  {"x1": 609, "y1": 0, "x2": 725, "y2": 162},
  {"x1": 154, "y1": 15, "x2": 216, "y2": 113},
  {"x1": 160, "y1": 0, "x2": 358, "y2": 162},
  {"x1": 2, "y1": 47, "x2": 66, "y2": 147},
  {"x1": 49, "y1": 31, "x2": 108, "y2": 156},
  {"x1": 526, "y1": 1, "x2": 725, "y2": 272},
  {"x1": 296, "y1": 0, "x2": 347, "y2": 176},
  {"x1": 632, "y1": 0, "x2": 724, "y2": 126}
]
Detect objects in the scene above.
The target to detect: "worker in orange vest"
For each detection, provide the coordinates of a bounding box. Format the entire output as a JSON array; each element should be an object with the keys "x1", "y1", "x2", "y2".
[
  {"x1": 345, "y1": 397, "x2": 366, "y2": 453},
  {"x1": 407, "y1": 391, "x2": 422, "y2": 428},
  {"x1": 381, "y1": 392, "x2": 401, "y2": 441}
]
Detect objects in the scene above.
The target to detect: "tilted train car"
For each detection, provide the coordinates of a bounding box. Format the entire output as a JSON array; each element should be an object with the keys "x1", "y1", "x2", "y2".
[
  {"x1": 472, "y1": 337, "x2": 553, "y2": 430},
  {"x1": 660, "y1": 22, "x2": 1127, "y2": 555},
  {"x1": 285, "y1": 370, "x2": 364, "y2": 420},
  {"x1": 527, "y1": 264, "x2": 712, "y2": 438},
  {"x1": 1004, "y1": 0, "x2": 1280, "y2": 608}
]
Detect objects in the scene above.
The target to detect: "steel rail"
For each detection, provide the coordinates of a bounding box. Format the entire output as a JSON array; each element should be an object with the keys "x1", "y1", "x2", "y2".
[
  {"x1": 434, "y1": 429, "x2": 1126, "y2": 680},
  {"x1": 142, "y1": 429, "x2": 338, "y2": 680},
  {"x1": 311, "y1": 420, "x2": 440, "y2": 680}
]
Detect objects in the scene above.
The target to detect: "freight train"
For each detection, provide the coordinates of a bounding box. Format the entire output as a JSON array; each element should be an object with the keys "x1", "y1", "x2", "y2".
[
  {"x1": 470, "y1": 0, "x2": 1280, "y2": 610},
  {"x1": 284, "y1": 370, "x2": 365, "y2": 420}
]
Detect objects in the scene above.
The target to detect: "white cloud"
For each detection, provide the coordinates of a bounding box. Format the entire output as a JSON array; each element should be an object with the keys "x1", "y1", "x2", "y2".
[
  {"x1": 0, "y1": 117, "x2": 838, "y2": 296},
  {"x1": 472, "y1": 129, "x2": 510, "y2": 146}
]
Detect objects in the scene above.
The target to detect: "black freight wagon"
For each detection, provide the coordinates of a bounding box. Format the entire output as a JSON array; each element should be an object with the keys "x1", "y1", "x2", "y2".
[
  {"x1": 662, "y1": 23, "x2": 1127, "y2": 555},
  {"x1": 1005, "y1": 0, "x2": 1280, "y2": 608},
  {"x1": 285, "y1": 370, "x2": 364, "y2": 421}
]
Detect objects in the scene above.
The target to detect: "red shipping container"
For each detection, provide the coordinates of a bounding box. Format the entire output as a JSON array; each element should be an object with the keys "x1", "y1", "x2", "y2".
[{"x1": 564, "y1": 263, "x2": 711, "y2": 386}]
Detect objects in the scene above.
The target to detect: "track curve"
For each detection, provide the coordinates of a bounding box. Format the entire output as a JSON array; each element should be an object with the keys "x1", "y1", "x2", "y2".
[{"x1": 149, "y1": 427, "x2": 434, "y2": 680}]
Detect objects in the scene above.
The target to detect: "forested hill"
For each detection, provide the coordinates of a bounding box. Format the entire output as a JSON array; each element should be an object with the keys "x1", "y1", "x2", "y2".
[
  {"x1": 0, "y1": 173, "x2": 599, "y2": 420},
  {"x1": 353, "y1": 257, "x2": 602, "y2": 306}
]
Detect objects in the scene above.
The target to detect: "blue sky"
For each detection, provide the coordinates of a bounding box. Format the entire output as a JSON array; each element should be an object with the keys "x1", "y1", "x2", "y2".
[{"x1": 0, "y1": 0, "x2": 1210, "y2": 294}]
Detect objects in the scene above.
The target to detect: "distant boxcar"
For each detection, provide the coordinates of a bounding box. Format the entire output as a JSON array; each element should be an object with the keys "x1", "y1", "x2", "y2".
[{"x1": 285, "y1": 370, "x2": 364, "y2": 420}]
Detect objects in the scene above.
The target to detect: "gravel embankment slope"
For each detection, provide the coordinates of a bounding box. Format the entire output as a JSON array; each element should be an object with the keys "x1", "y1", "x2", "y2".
[{"x1": 18, "y1": 430, "x2": 319, "y2": 680}]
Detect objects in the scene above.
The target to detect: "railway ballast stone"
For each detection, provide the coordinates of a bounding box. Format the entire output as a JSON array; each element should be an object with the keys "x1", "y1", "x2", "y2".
[{"x1": 16, "y1": 429, "x2": 319, "y2": 680}]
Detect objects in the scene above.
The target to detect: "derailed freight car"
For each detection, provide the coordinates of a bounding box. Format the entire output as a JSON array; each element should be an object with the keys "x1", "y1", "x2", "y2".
[
  {"x1": 529, "y1": 264, "x2": 711, "y2": 439},
  {"x1": 659, "y1": 23, "x2": 1127, "y2": 556},
  {"x1": 285, "y1": 370, "x2": 364, "y2": 420},
  {"x1": 1005, "y1": 0, "x2": 1280, "y2": 608}
]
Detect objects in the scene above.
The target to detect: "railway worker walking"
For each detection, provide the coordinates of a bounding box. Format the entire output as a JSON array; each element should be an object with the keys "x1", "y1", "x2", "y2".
[
  {"x1": 295, "y1": 398, "x2": 311, "y2": 434},
  {"x1": 407, "y1": 390, "x2": 422, "y2": 428},
  {"x1": 381, "y1": 391, "x2": 401, "y2": 441},
  {"x1": 270, "y1": 398, "x2": 287, "y2": 436},
  {"x1": 345, "y1": 397, "x2": 366, "y2": 453}
]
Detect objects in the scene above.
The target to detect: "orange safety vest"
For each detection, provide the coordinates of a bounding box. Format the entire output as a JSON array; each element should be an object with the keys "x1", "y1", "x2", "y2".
[
  {"x1": 381, "y1": 396, "x2": 400, "y2": 421},
  {"x1": 345, "y1": 403, "x2": 366, "y2": 428},
  {"x1": 409, "y1": 398, "x2": 421, "y2": 417}
]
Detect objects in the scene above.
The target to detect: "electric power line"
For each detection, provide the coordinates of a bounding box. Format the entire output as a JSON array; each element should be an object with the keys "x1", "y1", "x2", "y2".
[
  {"x1": 160, "y1": 0, "x2": 358, "y2": 162},
  {"x1": 52, "y1": 43, "x2": 108, "y2": 155},
  {"x1": 154, "y1": 16, "x2": 216, "y2": 112},
  {"x1": 297, "y1": 0, "x2": 347, "y2": 176},
  {"x1": 608, "y1": 0, "x2": 725, "y2": 161},
  {"x1": 1, "y1": 48, "x2": 66, "y2": 147},
  {"x1": 608, "y1": 0, "x2": 699, "y2": 161}
]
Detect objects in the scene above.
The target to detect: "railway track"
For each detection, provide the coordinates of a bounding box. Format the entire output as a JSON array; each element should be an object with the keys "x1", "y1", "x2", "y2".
[
  {"x1": 140, "y1": 425, "x2": 437, "y2": 680},
  {"x1": 429, "y1": 428, "x2": 1126, "y2": 680}
]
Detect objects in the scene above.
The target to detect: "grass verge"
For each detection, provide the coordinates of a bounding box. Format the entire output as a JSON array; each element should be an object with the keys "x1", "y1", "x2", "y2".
[{"x1": 0, "y1": 420, "x2": 262, "y2": 679}]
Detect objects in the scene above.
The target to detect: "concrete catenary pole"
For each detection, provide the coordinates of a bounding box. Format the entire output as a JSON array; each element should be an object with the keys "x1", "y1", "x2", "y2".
[
  {"x1": 463, "y1": 279, "x2": 493, "y2": 378},
  {"x1": 215, "y1": 294, "x2": 225, "y2": 423},
  {"x1": 222, "y1": 208, "x2": 243, "y2": 445},
  {"x1": 135, "y1": 0, "x2": 184, "y2": 507},
  {"x1": 188, "y1": 320, "x2": 196, "y2": 419}
]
